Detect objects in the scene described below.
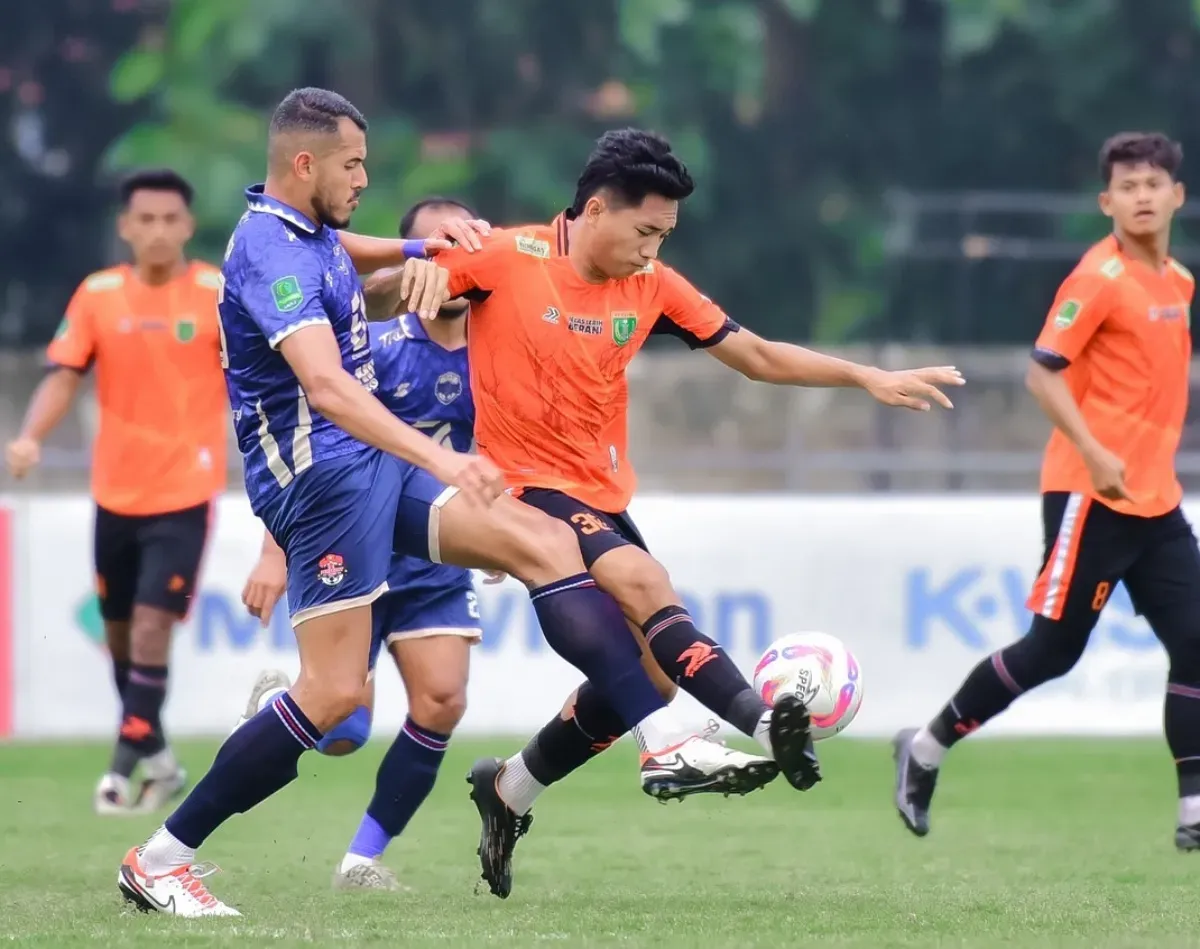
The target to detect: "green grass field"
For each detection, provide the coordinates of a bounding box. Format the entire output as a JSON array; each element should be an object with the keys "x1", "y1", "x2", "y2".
[{"x1": 0, "y1": 736, "x2": 1196, "y2": 948}]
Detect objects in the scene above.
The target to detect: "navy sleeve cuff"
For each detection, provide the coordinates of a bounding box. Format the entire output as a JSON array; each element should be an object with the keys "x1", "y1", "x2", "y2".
[{"x1": 1031, "y1": 347, "x2": 1070, "y2": 371}]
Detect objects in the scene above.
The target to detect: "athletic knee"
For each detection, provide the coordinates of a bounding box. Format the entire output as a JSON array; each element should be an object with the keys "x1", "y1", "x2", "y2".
[
  {"x1": 297, "y1": 675, "x2": 365, "y2": 732},
  {"x1": 129, "y1": 609, "x2": 174, "y2": 665},
  {"x1": 317, "y1": 704, "x2": 373, "y2": 756},
  {"x1": 409, "y1": 678, "x2": 467, "y2": 735},
  {"x1": 515, "y1": 517, "x2": 584, "y2": 582},
  {"x1": 614, "y1": 559, "x2": 674, "y2": 619},
  {"x1": 1006, "y1": 618, "x2": 1087, "y2": 683},
  {"x1": 1164, "y1": 632, "x2": 1200, "y2": 683}
]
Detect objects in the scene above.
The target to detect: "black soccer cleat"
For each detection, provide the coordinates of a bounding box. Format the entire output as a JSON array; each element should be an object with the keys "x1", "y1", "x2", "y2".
[
  {"x1": 768, "y1": 693, "x2": 822, "y2": 791},
  {"x1": 1175, "y1": 823, "x2": 1200, "y2": 852},
  {"x1": 466, "y1": 757, "x2": 532, "y2": 900},
  {"x1": 892, "y1": 727, "x2": 938, "y2": 837}
]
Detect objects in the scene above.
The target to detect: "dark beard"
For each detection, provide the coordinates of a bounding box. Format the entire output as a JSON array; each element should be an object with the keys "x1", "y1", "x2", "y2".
[{"x1": 313, "y1": 193, "x2": 352, "y2": 230}]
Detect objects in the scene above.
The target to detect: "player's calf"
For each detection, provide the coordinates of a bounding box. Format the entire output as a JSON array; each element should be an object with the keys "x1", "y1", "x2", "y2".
[{"x1": 592, "y1": 546, "x2": 782, "y2": 763}]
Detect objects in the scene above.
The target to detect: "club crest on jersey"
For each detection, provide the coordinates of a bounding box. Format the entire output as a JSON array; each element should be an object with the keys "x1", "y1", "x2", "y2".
[
  {"x1": 611, "y1": 312, "x2": 638, "y2": 346},
  {"x1": 174, "y1": 318, "x2": 196, "y2": 343},
  {"x1": 435, "y1": 371, "x2": 464, "y2": 405},
  {"x1": 1053, "y1": 299, "x2": 1081, "y2": 329},
  {"x1": 317, "y1": 553, "x2": 346, "y2": 587}
]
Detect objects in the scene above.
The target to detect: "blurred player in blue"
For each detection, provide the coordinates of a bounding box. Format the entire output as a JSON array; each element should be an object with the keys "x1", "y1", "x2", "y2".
[
  {"x1": 117, "y1": 88, "x2": 764, "y2": 918},
  {"x1": 236, "y1": 197, "x2": 487, "y2": 892}
]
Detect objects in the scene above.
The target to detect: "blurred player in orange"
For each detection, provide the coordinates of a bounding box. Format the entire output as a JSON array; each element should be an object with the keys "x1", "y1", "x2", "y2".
[
  {"x1": 395, "y1": 128, "x2": 964, "y2": 897},
  {"x1": 5, "y1": 169, "x2": 226, "y2": 815},
  {"x1": 893, "y1": 131, "x2": 1200, "y2": 851}
]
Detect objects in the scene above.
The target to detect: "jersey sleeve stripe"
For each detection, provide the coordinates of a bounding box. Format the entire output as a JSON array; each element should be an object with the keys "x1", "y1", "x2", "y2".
[
  {"x1": 267, "y1": 316, "x2": 332, "y2": 350},
  {"x1": 1031, "y1": 346, "x2": 1070, "y2": 371}
]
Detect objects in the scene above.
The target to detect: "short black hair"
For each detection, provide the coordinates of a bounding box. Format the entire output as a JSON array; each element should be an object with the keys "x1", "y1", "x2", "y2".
[
  {"x1": 119, "y1": 168, "x2": 194, "y2": 208},
  {"x1": 569, "y1": 128, "x2": 694, "y2": 217},
  {"x1": 1099, "y1": 132, "x2": 1183, "y2": 184},
  {"x1": 269, "y1": 87, "x2": 368, "y2": 139},
  {"x1": 398, "y1": 196, "x2": 479, "y2": 238}
]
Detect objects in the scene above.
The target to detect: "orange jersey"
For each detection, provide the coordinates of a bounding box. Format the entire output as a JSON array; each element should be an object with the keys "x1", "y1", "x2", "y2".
[
  {"x1": 1033, "y1": 235, "x2": 1194, "y2": 517},
  {"x1": 46, "y1": 262, "x2": 228, "y2": 515},
  {"x1": 440, "y1": 214, "x2": 734, "y2": 512}
]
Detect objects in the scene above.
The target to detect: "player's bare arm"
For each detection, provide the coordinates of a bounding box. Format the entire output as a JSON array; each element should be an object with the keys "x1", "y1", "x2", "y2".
[
  {"x1": 277, "y1": 322, "x2": 504, "y2": 505},
  {"x1": 361, "y1": 259, "x2": 451, "y2": 322},
  {"x1": 5, "y1": 366, "x2": 84, "y2": 478},
  {"x1": 705, "y1": 327, "x2": 964, "y2": 411},
  {"x1": 1026, "y1": 360, "x2": 1129, "y2": 502},
  {"x1": 337, "y1": 217, "x2": 490, "y2": 272}
]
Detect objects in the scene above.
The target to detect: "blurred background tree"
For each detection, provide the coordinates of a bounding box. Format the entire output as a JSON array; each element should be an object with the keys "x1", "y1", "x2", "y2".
[{"x1": 6, "y1": 0, "x2": 1200, "y2": 347}]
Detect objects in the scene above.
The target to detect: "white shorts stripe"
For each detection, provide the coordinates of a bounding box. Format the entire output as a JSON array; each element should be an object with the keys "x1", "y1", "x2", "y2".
[
  {"x1": 1039, "y1": 492, "x2": 1085, "y2": 618},
  {"x1": 426, "y1": 485, "x2": 460, "y2": 564}
]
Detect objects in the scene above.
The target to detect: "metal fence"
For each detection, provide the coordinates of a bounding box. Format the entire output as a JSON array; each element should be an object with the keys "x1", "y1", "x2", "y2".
[{"x1": 5, "y1": 344, "x2": 1200, "y2": 496}]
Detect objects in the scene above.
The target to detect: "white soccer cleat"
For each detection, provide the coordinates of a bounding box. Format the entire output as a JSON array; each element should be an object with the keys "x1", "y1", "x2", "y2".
[
  {"x1": 94, "y1": 773, "x2": 136, "y2": 816},
  {"x1": 639, "y1": 734, "x2": 780, "y2": 801},
  {"x1": 232, "y1": 668, "x2": 292, "y2": 733},
  {"x1": 117, "y1": 846, "x2": 241, "y2": 917},
  {"x1": 331, "y1": 859, "x2": 407, "y2": 892},
  {"x1": 135, "y1": 767, "x2": 189, "y2": 814}
]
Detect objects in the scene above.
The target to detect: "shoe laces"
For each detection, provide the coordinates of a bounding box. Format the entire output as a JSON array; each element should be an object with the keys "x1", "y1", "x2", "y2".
[
  {"x1": 174, "y1": 862, "x2": 221, "y2": 908},
  {"x1": 701, "y1": 718, "x2": 725, "y2": 744}
]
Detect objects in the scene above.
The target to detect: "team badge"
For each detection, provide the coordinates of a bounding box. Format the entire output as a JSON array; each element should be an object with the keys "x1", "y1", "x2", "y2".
[
  {"x1": 1053, "y1": 299, "x2": 1081, "y2": 330},
  {"x1": 611, "y1": 312, "x2": 638, "y2": 346},
  {"x1": 174, "y1": 318, "x2": 196, "y2": 343},
  {"x1": 317, "y1": 553, "x2": 346, "y2": 587},
  {"x1": 436, "y1": 371, "x2": 463, "y2": 405},
  {"x1": 271, "y1": 275, "x2": 304, "y2": 313}
]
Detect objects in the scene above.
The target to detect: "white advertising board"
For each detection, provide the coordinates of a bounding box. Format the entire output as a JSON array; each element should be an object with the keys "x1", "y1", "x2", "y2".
[{"x1": 7, "y1": 493, "x2": 1175, "y2": 740}]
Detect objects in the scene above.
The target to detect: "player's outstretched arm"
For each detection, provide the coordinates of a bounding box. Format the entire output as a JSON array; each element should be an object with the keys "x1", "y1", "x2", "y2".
[
  {"x1": 361, "y1": 260, "x2": 450, "y2": 322},
  {"x1": 706, "y1": 328, "x2": 964, "y2": 411},
  {"x1": 338, "y1": 218, "x2": 490, "y2": 274},
  {"x1": 5, "y1": 367, "x2": 83, "y2": 478},
  {"x1": 277, "y1": 324, "x2": 504, "y2": 504}
]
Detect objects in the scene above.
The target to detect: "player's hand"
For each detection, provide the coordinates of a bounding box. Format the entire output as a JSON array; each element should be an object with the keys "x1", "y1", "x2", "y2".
[
  {"x1": 5, "y1": 436, "x2": 41, "y2": 479},
  {"x1": 398, "y1": 258, "x2": 451, "y2": 322},
  {"x1": 482, "y1": 569, "x2": 508, "y2": 584},
  {"x1": 428, "y1": 448, "x2": 505, "y2": 507},
  {"x1": 1083, "y1": 443, "x2": 1132, "y2": 502},
  {"x1": 242, "y1": 550, "x2": 287, "y2": 628},
  {"x1": 863, "y1": 366, "x2": 964, "y2": 411},
  {"x1": 423, "y1": 218, "x2": 492, "y2": 255}
]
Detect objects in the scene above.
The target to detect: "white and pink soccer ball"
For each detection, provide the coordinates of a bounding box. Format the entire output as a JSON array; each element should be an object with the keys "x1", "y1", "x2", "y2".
[{"x1": 752, "y1": 631, "x2": 864, "y2": 740}]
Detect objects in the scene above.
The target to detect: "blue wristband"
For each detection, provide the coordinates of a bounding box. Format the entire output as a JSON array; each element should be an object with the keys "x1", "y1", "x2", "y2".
[{"x1": 402, "y1": 239, "x2": 427, "y2": 259}]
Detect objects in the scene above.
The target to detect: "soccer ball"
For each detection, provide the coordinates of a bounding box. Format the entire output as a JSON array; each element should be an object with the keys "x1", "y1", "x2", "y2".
[{"x1": 752, "y1": 631, "x2": 863, "y2": 740}]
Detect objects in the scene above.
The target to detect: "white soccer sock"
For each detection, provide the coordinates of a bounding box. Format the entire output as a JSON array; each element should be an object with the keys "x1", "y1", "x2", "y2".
[
  {"x1": 141, "y1": 747, "x2": 179, "y2": 781},
  {"x1": 139, "y1": 825, "x2": 196, "y2": 877},
  {"x1": 340, "y1": 852, "x2": 378, "y2": 873},
  {"x1": 752, "y1": 712, "x2": 773, "y2": 755},
  {"x1": 910, "y1": 726, "x2": 947, "y2": 769},
  {"x1": 1179, "y1": 794, "x2": 1200, "y2": 827},
  {"x1": 496, "y1": 754, "x2": 546, "y2": 816},
  {"x1": 632, "y1": 707, "x2": 692, "y2": 754}
]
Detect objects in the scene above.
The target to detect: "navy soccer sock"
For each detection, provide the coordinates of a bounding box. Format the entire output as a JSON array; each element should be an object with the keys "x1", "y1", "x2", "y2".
[
  {"x1": 642, "y1": 606, "x2": 769, "y2": 737},
  {"x1": 530, "y1": 574, "x2": 665, "y2": 729},
  {"x1": 112, "y1": 659, "x2": 131, "y2": 701},
  {"x1": 111, "y1": 663, "x2": 168, "y2": 778},
  {"x1": 347, "y1": 717, "x2": 449, "y2": 860},
  {"x1": 521, "y1": 681, "x2": 627, "y2": 786},
  {"x1": 164, "y1": 692, "x2": 321, "y2": 849}
]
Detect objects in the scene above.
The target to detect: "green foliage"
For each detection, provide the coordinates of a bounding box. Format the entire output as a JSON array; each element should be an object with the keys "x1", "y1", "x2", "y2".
[{"x1": 88, "y1": 0, "x2": 1200, "y2": 343}]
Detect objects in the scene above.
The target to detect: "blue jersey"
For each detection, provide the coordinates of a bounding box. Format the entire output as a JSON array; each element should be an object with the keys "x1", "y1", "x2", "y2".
[
  {"x1": 219, "y1": 185, "x2": 378, "y2": 515},
  {"x1": 369, "y1": 314, "x2": 473, "y2": 591}
]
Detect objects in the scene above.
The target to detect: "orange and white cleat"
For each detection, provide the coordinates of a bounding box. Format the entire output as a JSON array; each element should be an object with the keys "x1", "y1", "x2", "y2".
[
  {"x1": 639, "y1": 735, "x2": 779, "y2": 801},
  {"x1": 117, "y1": 846, "x2": 241, "y2": 917}
]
